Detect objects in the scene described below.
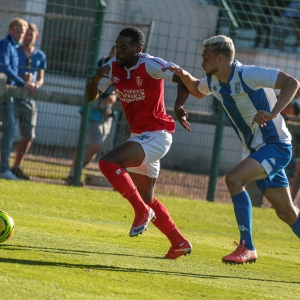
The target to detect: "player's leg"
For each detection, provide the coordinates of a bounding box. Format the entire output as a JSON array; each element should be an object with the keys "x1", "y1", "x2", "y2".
[
  {"x1": 129, "y1": 171, "x2": 192, "y2": 259},
  {"x1": 264, "y1": 185, "x2": 300, "y2": 237},
  {"x1": 225, "y1": 157, "x2": 267, "y2": 248},
  {"x1": 99, "y1": 140, "x2": 153, "y2": 236},
  {"x1": 290, "y1": 154, "x2": 300, "y2": 203},
  {"x1": 11, "y1": 100, "x2": 37, "y2": 180},
  {"x1": 223, "y1": 143, "x2": 292, "y2": 264},
  {"x1": 222, "y1": 157, "x2": 268, "y2": 264}
]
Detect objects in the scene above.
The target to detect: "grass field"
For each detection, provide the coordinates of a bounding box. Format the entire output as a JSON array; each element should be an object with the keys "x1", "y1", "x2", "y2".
[{"x1": 1, "y1": 180, "x2": 299, "y2": 300}]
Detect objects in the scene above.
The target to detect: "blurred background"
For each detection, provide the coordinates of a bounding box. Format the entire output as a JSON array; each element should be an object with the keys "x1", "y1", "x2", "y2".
[{"x1": 1, "y1": 0, "x2": 300, "y2": 206}]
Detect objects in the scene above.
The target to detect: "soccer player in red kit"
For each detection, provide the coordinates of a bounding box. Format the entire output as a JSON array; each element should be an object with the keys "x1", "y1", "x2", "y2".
[{"x1": 85, "y1": 27, "x2": 192, "y2": 259}]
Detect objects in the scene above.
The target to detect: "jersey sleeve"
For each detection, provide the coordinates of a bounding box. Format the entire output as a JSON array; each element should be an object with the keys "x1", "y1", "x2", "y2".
[
  {"x1": 97, "y1": 59, "x2": 114, "y2": 93},
  {"x1": 145, "y1": 57, "x2": 175, "y2": 82},
  {"x1": 242, "y1": 66, "x2": 279, "y2": 89},
  {"x1": 197, "y1": 77, "x2": 211, "y2": 95}
]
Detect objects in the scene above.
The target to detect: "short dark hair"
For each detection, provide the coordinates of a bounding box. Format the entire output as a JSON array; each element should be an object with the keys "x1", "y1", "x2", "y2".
[
  {"x1": 118, "y1": 27, "x2": 145, "y2": 47},
  {"x1": 28, "y1": 23, "x2": 39, "y2": 34}
]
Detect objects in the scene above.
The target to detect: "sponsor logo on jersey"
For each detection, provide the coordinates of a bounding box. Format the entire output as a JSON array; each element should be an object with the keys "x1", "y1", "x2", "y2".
[
  {"x1": 136, "y1": 76, "x2": 142, "y2": 86},
  {"x1": 270, "y1": 157, "x2": 276, "y2": 165},
  {"x1": 234, "y1": 82, "x2": 241, "y2": 94},
  {"x1": 213, "y1": 85, "x2": 217, "y2": 91},
  {"x1": 116, "y1": 88, "x2": 145, "y2": 103},
  {"x1": 238, "y1": 225, "x2": 249, "y2": 232}
]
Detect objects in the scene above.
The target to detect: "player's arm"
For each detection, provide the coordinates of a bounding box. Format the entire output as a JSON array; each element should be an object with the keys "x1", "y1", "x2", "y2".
[
  {"x1": 173, "y1": 75, "x2": 191, "y2": 131},
  {"x1": 252, "y1": 70, "x2": 300, "y2": 127},
  {"x1": 272, "y1": 71, "x2": 300, "y2": 117},
  {"x1": 162, "y1": 65, "x2": 205, "y2": 99},
  {"x1": 86, "y1": 64, "x2": 111, "y2": 102}
]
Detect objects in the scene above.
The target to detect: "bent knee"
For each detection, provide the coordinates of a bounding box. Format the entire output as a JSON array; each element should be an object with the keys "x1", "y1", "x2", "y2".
[
  {"x1": 276, "y1": 210, "x2": 298, "y2": 225},
  {"x1": 225, "y1": 171, "x2": 243, "y2": 189}
]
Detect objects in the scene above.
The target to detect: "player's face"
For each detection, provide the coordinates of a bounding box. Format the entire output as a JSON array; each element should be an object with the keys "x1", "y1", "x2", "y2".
[
  {"x1": 201, "y1": 46, "x2": 219, "y2": 76},
  {"x1": 10, "y1": 25, "x2": 26, "y2": 44},
  {"x1": 23, "y1": 29, "x2": 38, "y2": 46},
  {"x1": 115, "y1": 35, "x2": 141, "y2": 68}
]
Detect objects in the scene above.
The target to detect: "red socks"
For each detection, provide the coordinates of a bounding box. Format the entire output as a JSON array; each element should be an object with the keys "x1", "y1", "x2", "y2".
[
  {"x1": 148, "y1": 197, "x2": 186, "y2": 247},
  {"x1": 99, "y1": 160, "x2": 148, "y2": 214},
  {"x1": 99, "y1": 160, "x2": 186, "y2": 247}
]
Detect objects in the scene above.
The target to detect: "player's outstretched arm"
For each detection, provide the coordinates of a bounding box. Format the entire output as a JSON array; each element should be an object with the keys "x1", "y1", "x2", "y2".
[
  {"x1": 85, "y1": 65, "x2": 111, "y2": 102},
  {"x1": 162, "y1": 65, "x2": 205, "y2": 99}
]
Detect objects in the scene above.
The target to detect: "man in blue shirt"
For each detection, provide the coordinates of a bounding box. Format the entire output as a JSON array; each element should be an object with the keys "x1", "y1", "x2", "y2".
[
  {"x1": 163, "y1": 34, "x2": 300, "y2": 264},
  {"x1": 0, "y1": 18, "x2": 36, "y2": 180},
  {"x1": 10, "y1": 23, "x2": 47, "y2": 180}
]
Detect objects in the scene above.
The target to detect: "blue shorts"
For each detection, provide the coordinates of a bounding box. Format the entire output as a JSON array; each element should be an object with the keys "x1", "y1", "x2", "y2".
[{"x1": 249, "y1": 143, "x2": 292, "y2": 194}]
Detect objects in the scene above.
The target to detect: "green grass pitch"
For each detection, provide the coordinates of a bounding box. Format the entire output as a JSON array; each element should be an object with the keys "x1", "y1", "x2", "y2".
[{"x1": 0, "y1": 180, "x2": 299, "y2": 299}]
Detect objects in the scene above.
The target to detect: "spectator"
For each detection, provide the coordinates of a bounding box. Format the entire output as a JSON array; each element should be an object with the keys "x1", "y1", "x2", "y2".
[
  {"x1": 0, "y1": 18, "x2": 36, "y2": 180},
  {"x1": 282, "y1": 2, "x2": 300, "y2": 53},
  {"x1": 67, "y1": 90, "x2": 117, "y2": 184},
  {"x1": 282, "y1": 2, "x2": 300, "y2": 19},
  {"x1": 10, "y1": 23, "x2": 47, "y2": 180}
]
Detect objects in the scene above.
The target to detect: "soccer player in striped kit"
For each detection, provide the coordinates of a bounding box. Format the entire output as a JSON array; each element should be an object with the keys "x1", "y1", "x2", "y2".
[
  {"x1": 164, "y1": 35, "x2": 300, "y2": 264},
  {"x1": 85, "y1": 27, "x2": 192, "y2": 259}
]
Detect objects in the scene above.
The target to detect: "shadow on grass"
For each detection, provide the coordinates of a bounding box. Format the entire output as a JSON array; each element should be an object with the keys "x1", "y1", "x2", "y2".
[
  {"x1": 0, "y1": 244, "x2": 160, "y2": 259},
  {"x1": 0, "y1": 255, "x2": 300, "y2": 284}
]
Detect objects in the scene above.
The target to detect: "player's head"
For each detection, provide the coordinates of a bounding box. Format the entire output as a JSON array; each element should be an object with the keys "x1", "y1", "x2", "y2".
[
  {"x1": 115, "y1": 27, "x2": 145, "y2": 68},
  {"x1": 9, "y1": 18, "x2": 28, "y2": 44},
  {"x1": 105, "y1": 90, "x2": 117, "y2": 105},
  {"x1": 23, "y1": 23, "x2": 39, "y2": 46},
  {"x1": 201, "y1": 35, "x2": 235, "y2": 76}
]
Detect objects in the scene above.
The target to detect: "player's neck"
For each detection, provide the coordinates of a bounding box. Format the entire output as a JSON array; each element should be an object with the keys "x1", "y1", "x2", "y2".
[
  {"x1": 22, "y1": 44, "x2": 35, "y2": 56},
  {"x1": 124, "y1": 56, "x2": 140, "y2": 69},
  {"x1": 217, "y1": 63, "x2": 233, "y2": 84}
]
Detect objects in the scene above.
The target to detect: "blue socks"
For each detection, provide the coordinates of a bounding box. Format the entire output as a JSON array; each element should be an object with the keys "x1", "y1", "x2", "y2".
[
  {"x1": 290, "y1": 215, "x2": 300, "y2": 238},
  {"x1": 232, "y1": 191, "x2": 254, "y2": 250}
]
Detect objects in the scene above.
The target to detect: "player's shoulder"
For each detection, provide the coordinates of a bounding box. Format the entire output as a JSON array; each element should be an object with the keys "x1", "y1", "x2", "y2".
[
  {"x1": 141, "y1": 53, "x2": 170, "y2": 68},
  {"x1": 236, "y1": 60, "x2": 276, "y2": 73},
  {"x1": 35, "y1": 48, "x2": 47, "y2": 58}
]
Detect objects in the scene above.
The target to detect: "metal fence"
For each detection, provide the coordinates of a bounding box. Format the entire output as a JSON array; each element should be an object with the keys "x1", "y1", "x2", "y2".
[{"x1": 0, "y1": 0, "x2": 300, "y2": 205}]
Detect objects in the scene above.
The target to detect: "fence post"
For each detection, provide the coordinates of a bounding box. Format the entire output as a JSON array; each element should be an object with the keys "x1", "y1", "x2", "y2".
[
  {"x1": 207, "y1": 0, "x2": 238, "y2": 201},
  {"x1": 72, "y1": 0, "x2": 107, "y2": 186}
]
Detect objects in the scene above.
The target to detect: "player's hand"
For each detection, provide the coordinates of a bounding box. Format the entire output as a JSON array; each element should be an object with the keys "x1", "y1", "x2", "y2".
[
  {"x1": 174, "y1": 105, "x2": 191, "y2": 131},
  {"x1": 93, "y1": 65, "x2": 111, "y2": 82},
  {"x1": 252, "y1": 110, "x2": 275, "y2": 127},
  {"x1": 162, "y1": 65, "x2": 184, "y2": 77}
]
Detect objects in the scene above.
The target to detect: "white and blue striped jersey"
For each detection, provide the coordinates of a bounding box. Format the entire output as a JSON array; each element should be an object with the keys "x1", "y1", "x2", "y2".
[{"x1": 197, "y1": 60, "x2": 292, "y2": 154}]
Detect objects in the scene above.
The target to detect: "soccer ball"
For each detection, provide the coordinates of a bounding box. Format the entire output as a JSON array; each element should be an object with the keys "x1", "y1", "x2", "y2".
[{"x1": 0, "y1": 210, "x2": 15, "y2": 243}]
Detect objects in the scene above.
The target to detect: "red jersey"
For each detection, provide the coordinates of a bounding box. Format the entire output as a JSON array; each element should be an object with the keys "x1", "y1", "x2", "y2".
[{"x1": 98, "y1": 54, "x2": 176, "y2": 133}]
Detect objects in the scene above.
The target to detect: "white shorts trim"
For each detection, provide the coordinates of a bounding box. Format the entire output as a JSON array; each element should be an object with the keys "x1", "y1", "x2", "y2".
[{"x1": 126, "y1": 130, "x2": 172, "y2": 178}]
